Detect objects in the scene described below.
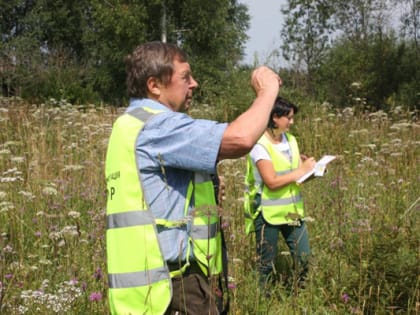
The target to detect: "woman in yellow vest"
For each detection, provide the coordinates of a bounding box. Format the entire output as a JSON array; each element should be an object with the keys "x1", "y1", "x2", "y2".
[{"x1": 245, "y1": 96, "x2": 316, "y2": 291}]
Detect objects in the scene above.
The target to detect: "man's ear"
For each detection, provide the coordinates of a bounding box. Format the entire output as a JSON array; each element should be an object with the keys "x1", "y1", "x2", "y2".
[{"x1": 146, "y1": 77, "x2": 161, "y2": 97}]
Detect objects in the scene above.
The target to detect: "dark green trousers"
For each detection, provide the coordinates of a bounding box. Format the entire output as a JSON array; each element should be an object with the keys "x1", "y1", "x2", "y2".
[{"x1": 254, "y1": 213, "x2": 311, "y2": 287}]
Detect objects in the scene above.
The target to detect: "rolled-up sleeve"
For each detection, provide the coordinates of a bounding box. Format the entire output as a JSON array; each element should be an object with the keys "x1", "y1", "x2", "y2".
[{"x1": 138, "y1": 111, "x2": 227, "y2": 174}]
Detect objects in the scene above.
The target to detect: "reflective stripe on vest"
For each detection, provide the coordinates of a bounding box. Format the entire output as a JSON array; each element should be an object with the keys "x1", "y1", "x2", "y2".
[
  {"x1": 105, "y1": 107, "x2": 171, "y2": 315},
  {"x1": 107, "y1": 210, "x2": 155, "y2": 228},
  {"x1": 109, "y1": 266, "x2": 168, "y2": 289},
  {"x1": 259, "y1": 133, "x2": 304, "y2": 225}
]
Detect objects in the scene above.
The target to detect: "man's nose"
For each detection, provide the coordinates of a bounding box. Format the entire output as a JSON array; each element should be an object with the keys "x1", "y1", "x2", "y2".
[{"x1": 190, "y1": 77, "x2": 199, "y2": 89}]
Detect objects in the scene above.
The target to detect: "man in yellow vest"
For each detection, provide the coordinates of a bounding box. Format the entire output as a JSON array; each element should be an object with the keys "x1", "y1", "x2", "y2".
[{"x1": 105, "y1": 41, "x2": 281, "y2": 315}]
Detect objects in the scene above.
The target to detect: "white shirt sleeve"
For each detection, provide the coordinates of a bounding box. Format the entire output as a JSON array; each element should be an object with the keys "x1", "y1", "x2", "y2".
[
  {"x1": 249, "y1": 144, "x2": 270, "y2": 191},
  {"x1": 250, "y1": 143, "x2": 271, "y2": 164}
]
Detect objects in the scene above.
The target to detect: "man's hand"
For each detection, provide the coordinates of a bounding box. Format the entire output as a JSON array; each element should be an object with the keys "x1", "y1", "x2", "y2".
[
  {"x1": 217, "y1": 66, "x2": 282, "y2": 160},
  {"x1": 251, "y1": 66, "x2": 282, "y2": 97}
]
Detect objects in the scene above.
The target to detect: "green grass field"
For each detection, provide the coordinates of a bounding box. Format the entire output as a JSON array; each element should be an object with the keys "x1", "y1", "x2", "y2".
[{"x1": 0, "y1": 97, "x2": 418, "y2": 314}]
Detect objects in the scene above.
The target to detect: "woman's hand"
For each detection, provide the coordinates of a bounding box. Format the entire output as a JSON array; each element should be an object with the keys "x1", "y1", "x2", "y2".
[{"x1": 300, "y1": 157, "x2": 316, "y2": 174}]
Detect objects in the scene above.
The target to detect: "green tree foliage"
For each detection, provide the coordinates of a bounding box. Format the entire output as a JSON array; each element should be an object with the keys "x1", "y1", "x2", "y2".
[
  {"x1": 281, "y1": 0, "x2": 334, "y2": 93},
  {"x1": 1, "y1": 0, "x2": 95, "y2": 102},
  {"x1": 281, "y1": 0, "x2": 419, "y2": 109},
  {"x1": 172, "y1": 0, "x2": 249, "y2": 104},
  {"x1": 317, "y1": 34, "x2": 399, "y2": 108},
  {"x1": 81, "y1": 1, "x2": 150, "y2": 103},
  {"x1": 0, "y1": 0, "x2": 250, "y2": 105}
]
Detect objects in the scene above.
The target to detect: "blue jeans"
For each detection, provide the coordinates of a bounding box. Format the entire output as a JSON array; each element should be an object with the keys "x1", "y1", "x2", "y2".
[{"x1": 254, "y1": 213, "x2": 310, "y2": 287}]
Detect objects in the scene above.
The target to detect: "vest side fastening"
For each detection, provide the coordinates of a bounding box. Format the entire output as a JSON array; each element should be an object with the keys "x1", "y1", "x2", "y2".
[{"x1": 190, "y1": 172, "x2": 223, "y2": 276}]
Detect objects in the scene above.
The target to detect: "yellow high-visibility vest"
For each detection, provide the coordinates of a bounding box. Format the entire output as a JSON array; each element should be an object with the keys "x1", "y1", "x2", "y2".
[
  {"x1": 244, "y1": 133, "x2": 304, "y2": 228},
  {"x1": 190, "y1": 172, "x2": 223, "y2": 276},
  {"x1": 106, "y1": 106, "x2": 222, "y2": 315}
]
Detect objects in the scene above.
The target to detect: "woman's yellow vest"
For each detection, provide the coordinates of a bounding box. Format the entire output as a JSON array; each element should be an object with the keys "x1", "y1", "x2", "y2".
[
  {"x1": 244, "y1": 133, "x2": 304, "y2": 232},
  {"x1": 105, "y1": 107, "x2": 222, "y2": 315}
]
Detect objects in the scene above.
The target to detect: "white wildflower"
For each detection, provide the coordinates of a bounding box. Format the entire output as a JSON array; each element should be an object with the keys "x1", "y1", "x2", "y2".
[
  {"x1": 3, "y1": 167, "x2": 18, "y2": 175},
  {"x1": 39, "y1": 259, "x2": 52, "y2": 265},
  {"x1": 303, "y1": 216, "x2": 315, "y2": 222},
  {"x1": 390, "y1": 122, "x2": 412, "y2": 130},
  {"x1": 18, "y1": 191, "x2": 35, "y2": 200},
  {"x1": 67, "y1": 211, "x2": 80, "y2": 219},
  {"x1": 232, "y1": 258, "x2": 243, "y2": 264},
  {"x1": 61, "y1": 225, "x2": 79, "y2": 238},
  {"x1": 0, "y1": 176, "x2": 24, "y2": 183},
  {"x1": 391, "y1": 138, "x2": 402, "y2": 144},
  {"x1": 3, "y1": 244, "x2": 13, "y2": 253},
  {"x1": 42, "y1": 186, "x2": 58, "y2": 196},
  {"x1": 360, "y1": 156, "x2": 374, "y2": 163},
  {"x1": 11, "y1": 156, "x2": 25, "y2": 163},
  {"x1": 390, "y1": 152, "x2": 403, "y2": 157},
  {"x1": 62, "y1": 165, "x2": 84, "y2": 171},
  {"x1": 0, "y1": 201, "x2": 14, "y2": 213},
  {"x1": 48, "y1": 232, "x2": 62, "y2": 241},
  {"x1": 350, "y1": 129, "x2": 369, "y2": 135}
]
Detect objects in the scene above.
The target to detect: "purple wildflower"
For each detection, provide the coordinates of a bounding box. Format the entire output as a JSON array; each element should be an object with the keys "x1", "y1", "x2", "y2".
[
  {"x1": 89, "y1": 292, "x2": 103, "y2": 302},
  {"x1": 93, "y1": 267, "x2": 103, "y2": 281},
  {"x1": 341, "y1": 293, "x2": 350, "y2": 304}
]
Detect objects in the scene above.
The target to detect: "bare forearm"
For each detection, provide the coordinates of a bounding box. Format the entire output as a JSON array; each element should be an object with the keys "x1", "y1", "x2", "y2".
[
  {"x1": 218, "y1": 90, "x2": 279, "y2": 159},
  {"x1": 218, "y1": 67, "x2": 281, "y2": 160},
  {"x1": 258, "y1": 157, "x2": 316, "y2": 190},
  {"x1": 263, "y1": 168, "x2": 307, "y2": 190}
]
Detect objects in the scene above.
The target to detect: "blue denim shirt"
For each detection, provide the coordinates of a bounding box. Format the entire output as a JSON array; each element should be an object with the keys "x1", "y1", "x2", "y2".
[{"x1": 127, "y1": 98, "x2": 227, "y2": 262}]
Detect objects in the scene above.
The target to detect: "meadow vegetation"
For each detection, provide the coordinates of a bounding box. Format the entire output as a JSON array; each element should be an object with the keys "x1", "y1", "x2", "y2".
[{"x1": 0, "y1": 96, "x2": 418, "y2": 314}]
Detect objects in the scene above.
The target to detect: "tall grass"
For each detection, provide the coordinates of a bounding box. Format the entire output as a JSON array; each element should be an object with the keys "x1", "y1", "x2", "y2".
[{"x1": 0, "y1": 97, "x2": 418, "y2": 314}]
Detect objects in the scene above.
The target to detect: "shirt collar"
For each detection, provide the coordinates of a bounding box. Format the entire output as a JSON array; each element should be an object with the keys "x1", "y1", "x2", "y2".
[{"x1": 126, "y1": 98, "x2": 170, "y2": 113}]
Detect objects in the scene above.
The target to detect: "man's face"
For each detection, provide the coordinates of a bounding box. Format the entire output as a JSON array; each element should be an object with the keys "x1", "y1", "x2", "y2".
[{"x1": 158, "y1": 58, "x2": 198, "y2": 112}]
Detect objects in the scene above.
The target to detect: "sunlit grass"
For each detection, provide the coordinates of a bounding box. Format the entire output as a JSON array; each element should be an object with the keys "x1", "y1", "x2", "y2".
[{"x1": 0, "y1": 96, "x2": 418, "y2": 314}]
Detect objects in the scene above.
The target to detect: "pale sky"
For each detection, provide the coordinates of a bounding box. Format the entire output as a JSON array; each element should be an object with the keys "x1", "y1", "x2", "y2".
[
  {"x1": 239, "y1": 0, "x2": 287, "y2": 66},
  {"x1": 239, "y1": 0, "x2": 403, "y2": 66}
]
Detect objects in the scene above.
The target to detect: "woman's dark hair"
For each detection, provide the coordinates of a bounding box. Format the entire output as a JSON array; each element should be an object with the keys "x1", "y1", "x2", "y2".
[{"x1": 268, "y1": 96, "x2": 299, "y2": 129}]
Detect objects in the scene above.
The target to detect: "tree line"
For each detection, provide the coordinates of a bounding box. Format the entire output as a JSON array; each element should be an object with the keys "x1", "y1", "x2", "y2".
[
  {"x1": 1, "y1": 0, "x2": 418, "y2": 111},
  {"x1": 1, "y1": 0, "x2": 249, "y2": 105},
  {"x1": 280, "y1": 0, "x2": 419, "y2": 110}
]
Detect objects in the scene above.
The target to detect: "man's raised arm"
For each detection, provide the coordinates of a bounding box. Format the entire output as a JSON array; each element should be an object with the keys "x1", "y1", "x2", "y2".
[{"x1": 218, "y1": 66, "x2": 282, "y2": 160}]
